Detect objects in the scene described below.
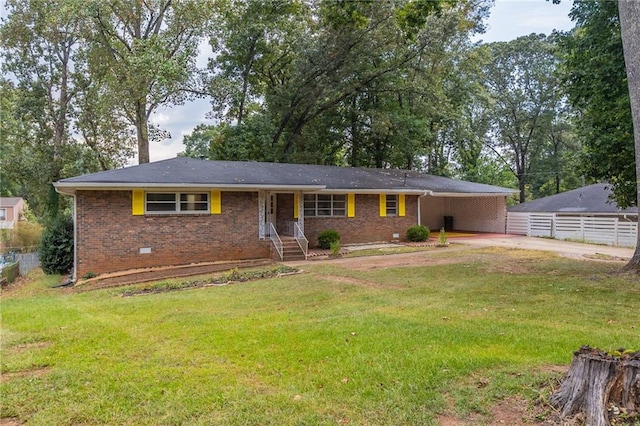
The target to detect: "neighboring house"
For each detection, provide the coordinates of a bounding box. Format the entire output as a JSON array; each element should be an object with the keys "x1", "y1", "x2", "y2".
[
  {"x1": 0, "y1": 197, "x2": 25, "y2": 229},
  {"x1": 507, "y1": 183, "x2": 638, "y2": 247},
  {"x1": 55, "y1": 157, "x2": 516, "y2": 278}
]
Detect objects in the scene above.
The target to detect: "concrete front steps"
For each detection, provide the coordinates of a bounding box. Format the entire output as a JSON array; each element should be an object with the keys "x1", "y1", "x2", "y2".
[{"x1": 278, "y1": 237, "x2": 307, "y2": 261}]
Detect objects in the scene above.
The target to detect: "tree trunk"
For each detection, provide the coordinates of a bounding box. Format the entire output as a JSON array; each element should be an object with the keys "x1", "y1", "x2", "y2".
[
  {"x1": 517, "y1": 172, "x2": 526, "y2": 203},
  {"x1": 618, "y1": 0, "x2": 640, "y2": 272},
  {"x1": 549, "y1": 346, "x2": 640, "y2": 426},
  {"x1": 135, "y1": 99, "x2": 150, "y2": 164}
]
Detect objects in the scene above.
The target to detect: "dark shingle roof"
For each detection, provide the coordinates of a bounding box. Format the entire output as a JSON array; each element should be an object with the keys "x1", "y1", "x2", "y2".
[
  {"x1": 508, "y1": 183, "x2": 637, "y2": 214},
  {"x1": 56, "y1": 157, "x2": 516, "y2": 195}
]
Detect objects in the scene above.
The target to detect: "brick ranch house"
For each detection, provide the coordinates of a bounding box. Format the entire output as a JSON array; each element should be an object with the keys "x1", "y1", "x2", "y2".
[{"x1": 54, "y1": 157, "x2": 516, "y2": 278}]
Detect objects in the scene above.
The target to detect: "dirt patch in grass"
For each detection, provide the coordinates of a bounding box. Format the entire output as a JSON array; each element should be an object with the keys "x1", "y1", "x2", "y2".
[
  {"x1": 437, "y1": 395, "x2": 561, "y2": 425},
  {"x1": 315, "y1": 274, "x2": 406, "y2": 289},
  {"x1": 437, "y1": 365, "x2": 570, "y2": 425},
  {"x1": 4, "y1": 341, "x2": 52, "y2": 354},
  {"x1": 313, "y1": 245, "x2": 477, "y2": 271},
  {"x1": 579, "y1": 253, "x2": 629, "y2": 262},
  {"x1": 0, "y1": 366, "x2": 51, "y2": 384}
]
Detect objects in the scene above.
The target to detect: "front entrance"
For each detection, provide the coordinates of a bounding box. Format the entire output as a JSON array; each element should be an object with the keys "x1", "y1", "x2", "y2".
[{"x1": 261, "y1": 192, "x2": 304, "y2": 237}]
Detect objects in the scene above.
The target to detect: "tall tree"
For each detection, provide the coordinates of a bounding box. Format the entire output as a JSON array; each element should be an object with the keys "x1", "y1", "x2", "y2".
[
  {"x1": 89, "y1": 0, "x2": 213, "y2": 163},
  {"x1": 198, "y1": 0, "x2": 493, "y2": 169},
  {"x1": 1, "y1": 0, "x2": 83, "y2": 219},
  {"x1": 618, "y1": 0, "x2": 640, "y2": 271},
  {"x1": 483, "y1": 34, "x2": 562, "y2": 202},
  {"x1": 206, "y1": 0, "x2": 308, "y2": 126},
  {"x1": 527, "y1": 111, "x2": 581, "y2": 198},
  {"x1": 1, "y1": 0, "x2": 138, "y2": 219},
  {"x1": 559, "y1": 0, "x2": 635, "y2": 207}
]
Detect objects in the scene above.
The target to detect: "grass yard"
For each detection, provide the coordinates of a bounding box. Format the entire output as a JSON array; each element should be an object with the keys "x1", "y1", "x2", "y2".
[{"x1": 1, "y1": 247, "x2": 639, "y2": 425}]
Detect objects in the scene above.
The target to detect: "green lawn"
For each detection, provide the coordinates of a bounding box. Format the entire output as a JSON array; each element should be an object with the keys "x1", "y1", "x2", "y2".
[{"x1": 1, "y1": 247, "x2": 638, "y2": 425}]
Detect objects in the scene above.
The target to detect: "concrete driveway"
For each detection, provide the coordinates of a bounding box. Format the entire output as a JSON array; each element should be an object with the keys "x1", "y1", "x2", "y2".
[{"x1": 451, "y1": 234, "x2": 636, "y2": 260}]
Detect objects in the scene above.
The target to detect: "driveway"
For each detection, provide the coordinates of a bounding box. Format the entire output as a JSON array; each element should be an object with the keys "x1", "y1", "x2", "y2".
[{"x1": 451, "y1": 234, "x2": 635, "y2": 260}]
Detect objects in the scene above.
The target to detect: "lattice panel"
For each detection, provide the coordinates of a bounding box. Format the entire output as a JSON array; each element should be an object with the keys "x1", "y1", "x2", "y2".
[{"x1": 450, "y1": 197, "x2": 499, "y2": 221}]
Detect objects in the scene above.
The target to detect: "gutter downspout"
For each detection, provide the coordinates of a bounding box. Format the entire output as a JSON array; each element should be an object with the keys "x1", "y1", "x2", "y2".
[{"x1": 72, "y1": 193, "x2": 77, "y2": 283}]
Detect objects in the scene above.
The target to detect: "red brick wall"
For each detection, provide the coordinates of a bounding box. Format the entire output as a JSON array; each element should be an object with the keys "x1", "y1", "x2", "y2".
[
  {"x1": 303, "y1": 194, "x2": 419, "y2": 247},
  {"x1": 275, "y1": 193, "x2": 295, "y2": 234},
  {"x1": 75, "y1": 190, "x2": 269, "y2": 277}
]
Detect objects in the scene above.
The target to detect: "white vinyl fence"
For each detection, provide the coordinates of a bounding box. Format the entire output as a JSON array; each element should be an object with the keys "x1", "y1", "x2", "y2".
[{"x1": 507, "y1": 213, "x2": 637, "y2": 248}]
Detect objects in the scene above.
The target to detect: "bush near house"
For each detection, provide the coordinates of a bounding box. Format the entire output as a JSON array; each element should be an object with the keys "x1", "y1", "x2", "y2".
[
  {"x1": 406, "y1": 225, "x2": 430, "y2": 242},
  {"x1": 317, "y1": 229, "x2": 340, "y2": 249},
  {"x1": 39, "y1": 215, "x2": 74, "y2": 275}
]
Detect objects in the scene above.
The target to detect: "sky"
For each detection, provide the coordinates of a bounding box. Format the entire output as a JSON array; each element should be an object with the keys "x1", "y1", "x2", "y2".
[{"x1": 148, "y1": 0, "x2": 575, "y2": 163}]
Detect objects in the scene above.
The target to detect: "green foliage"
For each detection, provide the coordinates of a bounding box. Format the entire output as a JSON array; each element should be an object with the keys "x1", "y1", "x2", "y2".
[
  {"x1": 406, "y1": 225, "x2": 430, "y2": 242},
  {"x1": 317, "y1": 229, "x2": 340, "y2": 249},
  {"x1": 483, "y1": 34, "x2": 567, "y2": 203},
  {"x1": 329, "y1": 240, "x2": 341, "y2": 256},
  {"x1": 39, "y1": 215, "x2": 73, "y2": 275},
  {"x1": 205, "y1": 0, "x2": 486, "y2": 168},
  {"x1": 559, "y1": 0, "x2": 635, "y2": 207},
  {"x1": 439, "y1": 227, "x2": 448, "y2": 245},
  {"x1": 0, "y1": 2, "x2": 135, "y2": 220},
  {"x1": 88, "y1": 1, "x2": 214, "y2": 163}
]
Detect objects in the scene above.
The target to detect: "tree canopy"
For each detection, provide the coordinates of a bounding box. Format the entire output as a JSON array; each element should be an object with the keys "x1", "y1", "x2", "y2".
[
  {"x1": 2, "y1": 0, "x2": 604, "y2": 222},
  {"x1": 559, "y1": 0, "x2": 635, "y2": 208},
  {"x1": 192, "y1": 0, "x2": 495, "y2": 170}
]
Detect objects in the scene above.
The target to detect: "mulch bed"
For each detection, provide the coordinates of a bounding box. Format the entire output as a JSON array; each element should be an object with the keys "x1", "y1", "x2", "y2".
[{"x1": 74, "y1": 258, "x2": 273, "y2": 291}]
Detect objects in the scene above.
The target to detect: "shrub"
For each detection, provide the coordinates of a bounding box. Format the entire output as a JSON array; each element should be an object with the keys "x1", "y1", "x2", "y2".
[
  {"x1": 330, "y1": 240, "x2": 341, "y2": 256},
  {"x1": 39, "y1": 215, "x2": 74, "y2": 275},
  {"x1": 317, "y1": 229, "x2": 340, "y2": 249},
  {"x1": 406, "y1": 225, "x2": 430, "y2": 242},
  {"x1": 439, "y1": 227, "x2": 448, "y2": 245}
]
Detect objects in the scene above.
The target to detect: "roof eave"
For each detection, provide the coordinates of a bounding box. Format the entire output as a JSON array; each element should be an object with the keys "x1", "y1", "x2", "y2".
[
  {"x1": 318, "y1": 188, "x2": 431, "y2": 194},
  {"x1": 429, "y1": 192, "x2": 516, "y2": 197},
  {"x1": 54, "y1": 182, "x2": 328, "y2": 194}
]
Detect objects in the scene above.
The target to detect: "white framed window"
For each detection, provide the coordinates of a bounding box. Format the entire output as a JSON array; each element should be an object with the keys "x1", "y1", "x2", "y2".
[
  {"x1": 0, "y1": 208, "x2": 6, "y2": 221},
  {"x1": 304, "y1": 194, "x2": 346, "y2": 217},
  {"x1": 386, "y1": 194, "x2": 398, "y2": 216},
  {"x1": 146, "y1": 192, "x2": 209, "y2": 214}
]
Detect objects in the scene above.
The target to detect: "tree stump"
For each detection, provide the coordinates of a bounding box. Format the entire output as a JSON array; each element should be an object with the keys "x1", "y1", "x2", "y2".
[{"x1": 549, "y1": 346, "x2": 640, "y2": 426}]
